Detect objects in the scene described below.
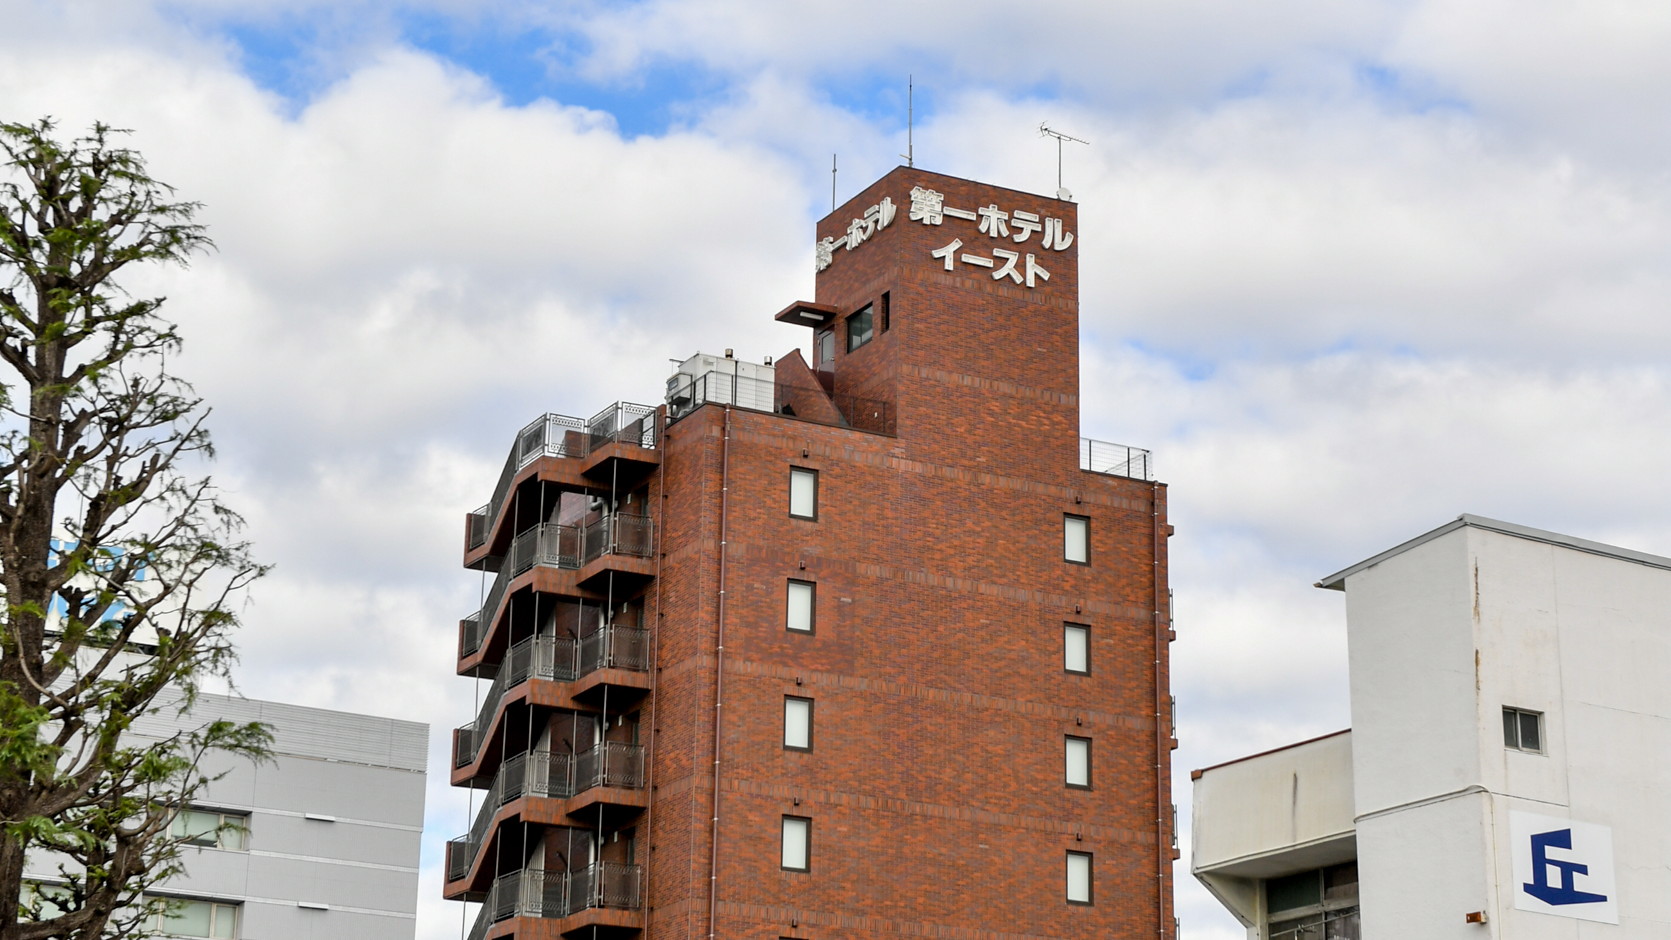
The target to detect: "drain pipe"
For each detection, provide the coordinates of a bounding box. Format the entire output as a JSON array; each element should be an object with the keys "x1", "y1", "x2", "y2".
[
  {"x1": 705, "y1": 405, "x2": 733, "y2": 940},
  {"x1": 1151, "y1": 480, "x2": 1169, "y2": 939}
]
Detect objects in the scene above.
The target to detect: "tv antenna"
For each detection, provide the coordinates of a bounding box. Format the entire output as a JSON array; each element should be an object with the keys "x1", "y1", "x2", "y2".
[
  {"x1": 1038, "y1": 122, "x2": 1088, "y2": 201},
  {"x1": 901, "y1": 75, "x2": 914, "y2": 168}
]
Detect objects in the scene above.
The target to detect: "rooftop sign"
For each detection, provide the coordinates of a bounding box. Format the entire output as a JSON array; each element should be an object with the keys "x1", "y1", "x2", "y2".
[{"x1": 816, "y1": 185, "x2": 1074, "y2": 291}]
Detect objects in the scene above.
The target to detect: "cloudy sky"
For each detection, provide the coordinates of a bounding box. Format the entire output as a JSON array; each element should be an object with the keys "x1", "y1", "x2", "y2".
[{"x1": 7, "y1": 1, "x2": 1671, "y2": 936}]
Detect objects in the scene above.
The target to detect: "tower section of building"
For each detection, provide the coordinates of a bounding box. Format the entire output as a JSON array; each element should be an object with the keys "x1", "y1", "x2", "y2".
[{"x1": 446, "y1": 166, "x2": 1175, "y2": 940}]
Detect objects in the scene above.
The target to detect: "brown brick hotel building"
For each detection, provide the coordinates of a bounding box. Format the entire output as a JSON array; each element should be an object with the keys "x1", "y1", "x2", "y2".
[{"x1": 443, "y1": 167, "x2": 1176, "y2": 940}]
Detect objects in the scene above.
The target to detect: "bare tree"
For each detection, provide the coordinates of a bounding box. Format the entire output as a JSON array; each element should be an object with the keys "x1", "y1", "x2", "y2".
[{"x1": 0, "y1": 119, "x2": 268, "y2": 940}]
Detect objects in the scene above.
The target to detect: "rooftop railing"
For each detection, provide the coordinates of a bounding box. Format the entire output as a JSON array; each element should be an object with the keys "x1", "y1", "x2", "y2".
[
  {"x1": 671, "y1": 370, "x2": 893, "y2": 436},
  {"x1": 1079, "y1": 437, "x2": 1154, "y2": 481},
  {"x1": 453, "y1": 628, "x2": 650, "y2": 768},
  {"x1": 466, "y1": 405, "x2": 657, "y2": 550},
  {"x1": 459, "y1": 515, "x2": 655, "y2": 660}
]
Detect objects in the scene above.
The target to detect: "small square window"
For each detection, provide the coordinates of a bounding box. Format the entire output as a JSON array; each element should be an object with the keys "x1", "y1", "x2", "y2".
[
  {"x1": 1066, "y1": 851, "x2": 1093, "y2": 904},
  {"x1": 786, "y1": 580, "x2": 815, "y2": 633},
  {"x1": 1065, "y1": 736, "x2": 1091, "y2": 788},
  {"x1": 846, "y1": 304, "x2": 874, "y2": 351},
  {"x1": 1064, "y1": 624, "x2": 1089, "y2": 674},
  {"x1": 1064, "y1": 515, "x2": 1089, "y2": 564},
  {"x1": 789, "y1": 467, "x2": 818, "y2": 520},
  {"x1": 784, "y1": 697, "x2": 813, "y2": 751},
  {"x1": 781, "y1": 816, "x2": 811, "y2": 871},
  {"x1": 1503, "y1": 706, "x2": 1543, "y2": 753}
]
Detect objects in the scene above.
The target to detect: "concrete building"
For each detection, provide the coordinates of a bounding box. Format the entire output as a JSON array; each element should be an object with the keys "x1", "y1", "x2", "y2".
[
  {"x1": 27, "y1": 691, "x2": 429, "y2": 939},
  {"x1": 1192, "y1": 514, "x2": 1671, "y2": 939},
  {"x1": 444, "y1": 166, "x2": 1178, "y2": 939}
]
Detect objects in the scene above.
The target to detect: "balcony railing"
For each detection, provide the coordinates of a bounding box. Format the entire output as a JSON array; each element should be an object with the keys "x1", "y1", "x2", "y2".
[
  {"x1": 486, "y1": 864, "x2": 643, "y2": 924},
  {"x1": 454, "y1": 628, "x2": 650, "y2": 768},
  {"x1": 1271, "y1": 907, "x2": 1360, "y2": 940},
  {"x1": 449, "y1": 745, "x2": 647, "y2": 881},
  {"x1": 467, "y1": 407, "x2": 658, "y2": 551},
  {"x1": 460, "y1": 516, "x2": 655, "y2": 659},
  {"x1": 1079, "y1": 437, "x2": 1153, "y2": 481}
]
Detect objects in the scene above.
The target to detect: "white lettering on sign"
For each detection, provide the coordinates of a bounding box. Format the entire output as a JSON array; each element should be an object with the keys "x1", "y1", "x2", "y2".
[{"x1": 815, "y1": 185, "x2": 1072, "y2": 288}]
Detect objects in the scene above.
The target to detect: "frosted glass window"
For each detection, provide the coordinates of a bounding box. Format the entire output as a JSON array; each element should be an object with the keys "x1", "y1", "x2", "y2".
[
  {"x1": 1064, "y1": 515, "x2": 1089, "y2": 564},
  {"x1": 1066, "y1": 737, "x2": 1091, "y2": 788},
  {"x1": 784, "y1": 697, "x2": 813, "y2": 750},
  {"x1": 1064, "y1": 624, "x2": 1089, "y2": 674},
  {"x1": 786, "y1": 581, "x2": 815, "y2": 633},
  {"x1": 782, "y1": 816, "x2": 810, "y2": 871},
  {"x1": 789, "y1": 468, "x2": 818, "y2": 519},
  {"x1": 1066, "y1": 852, "x2": 1093, "y2": 904},
  {"x1": 172, "y1": 809, "x2": 247, "y2": 850},
  {"x1": 155, "y1": 900, "x2": 238, "y2": 938}
]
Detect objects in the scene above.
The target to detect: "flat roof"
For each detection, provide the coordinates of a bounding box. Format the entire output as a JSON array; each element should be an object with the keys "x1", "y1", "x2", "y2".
[
  {"x1": 1315, "y1": 513, "x2": 1671, "y2": 591},
  {"x1": 1189, "y1": 728, "x2": 1351, "y2": 780}
]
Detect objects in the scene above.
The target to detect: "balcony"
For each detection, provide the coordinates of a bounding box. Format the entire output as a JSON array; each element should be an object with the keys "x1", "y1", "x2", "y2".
[
  {"x1": 453, "y1": 629, "x2": 650, "y2": 771},
  {"x1": 468, "y1": 865, "x2": 643, "y2": 940},
  {"x1": 1080, "y1": 437, "x2": 1153, "y2": 481},
  {"x1": 466, "y1": 405, "x2": 659, "y2": 558},
  {"x1": 459, "y1": 516, "x2": 655, "y2": 665},
  {"x1": 447, "y1": 745, "x2": 647, "y2": 890}
]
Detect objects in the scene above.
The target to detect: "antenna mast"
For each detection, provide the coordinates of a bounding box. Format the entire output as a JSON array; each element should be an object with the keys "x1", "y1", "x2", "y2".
[
  {"x1": 831, "y1": 154, "x2": 837, "y2": 211},
  {"x1": 1038, "y1": 122, "x2": 1089, "y2": 200},
  {"x1": 903, "y1": 75, "x2": 914, "y2": 168}
]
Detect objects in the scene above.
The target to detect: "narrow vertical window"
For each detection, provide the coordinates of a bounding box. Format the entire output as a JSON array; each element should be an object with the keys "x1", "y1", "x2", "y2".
[
  {"x1": 784, "y1": 697, "x2": 813, "y2": 750},
  {"x1": 789, "y1": 467, "x2": 818, "y2": 520},
  {"x1": 1503, "y1": 706, "x2": 1543, "y2": 752},
  {"x1": 846, "y1": 304, "x2": 874, "y2": 351},
  {"x1": 1064, "y1": 624, "x2": 1089, "y2": 674},
  {"x1": 1065, "y1": 736, "x2": 1091, "y2": 788},
  {"x1": 1064, "y1": 515, "x2": 1089, "y2": 564},
  {"x1": 1066, "y1": 852, "x2": 1093, "y2": 904},
  {"x1": 781, "y1": 816, "x2": 811, "y2": 871},
  {"x1": 786, "y1": 581, "x2": 815, "y2": 633}
]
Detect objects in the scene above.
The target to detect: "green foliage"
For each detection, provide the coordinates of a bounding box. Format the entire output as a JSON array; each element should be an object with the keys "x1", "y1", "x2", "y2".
[{"x1": 0, "y1": 119, "x2": 268, "y2": 940}]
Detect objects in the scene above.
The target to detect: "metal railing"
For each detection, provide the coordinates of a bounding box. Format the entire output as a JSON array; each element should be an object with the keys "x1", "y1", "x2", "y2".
[
  {"x1": 1270, "y1": 908, "x2": 1360, "y2": 940},
  {"x1": 670, "y1": 369, "x2": 893, "y2": 436},
  {"x1": 466, "y1": 407, "x2": 658, "y2": 551},
  {"x1": 1079, "y1": 437, "x2": 1153, "y2": 480},
  {"x1": 459, "y1": 517, "x2": 652, "y2": 660},
  {"x1": 448, "y1": 745, "x2": 647, "y2": 882},
  {"x1": 453, "y1": 629, "x2": 650, "y2": 768},
  {"x1": 485, "y1": 863, "x2": 642, "y2": 923}
]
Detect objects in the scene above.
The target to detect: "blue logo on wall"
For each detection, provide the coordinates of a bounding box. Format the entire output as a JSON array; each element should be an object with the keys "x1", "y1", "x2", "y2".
[{"x1": 1523, "y1": 828, "x2": 1608, "y2": 906}]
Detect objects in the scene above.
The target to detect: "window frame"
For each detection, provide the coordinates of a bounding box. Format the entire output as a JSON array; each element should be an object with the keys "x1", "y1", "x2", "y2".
[
  {"x1": 1064, "y1": 623, "x2": 1090, "y2": 675},
  {"x1": 788, "y1": 467, "x2": 819, "y2": 520},
  {"x1": 785, "y1": 580, "x2": 816, "y2": 634},
  {"x1": 171, "y1": 808, "x2": 249, "y2": 851},
  {"x1": 1065, "y1": 736, "x2": 1092, "y2": 789},
  {"x1": 846, "y1": 304, "x2": 875, "y2": 352},
  {"x1": 781, "y1": 815, "x2": 812, "y2": 872},
  {"x1": 1066, "y1": 851, "x2": 1093, "y2": 905},
  {"x1": 783, "y1": 696, "x2": 814, "y2": 751},
  {"x1": 1064, "y1": 514, "x2": 1090, "y2": 565},
  {"x1": 1503, "y1": 706, "x2": 1544, "y2": 753},
  {"x1": 149, "y1": 898, "x2": 240, "y2": 939}
]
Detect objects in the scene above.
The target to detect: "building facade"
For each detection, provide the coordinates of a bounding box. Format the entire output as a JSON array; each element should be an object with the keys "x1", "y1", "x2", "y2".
[
  {"x1": 445, "y1": 166, "x2": 1176, "y2": 939},
  {"x1": 1192, "y1": 514, "x2": 1671, "y2": 939},
  {"x1": 26, "y1": 691, "x2": 428, "y2": 939}
]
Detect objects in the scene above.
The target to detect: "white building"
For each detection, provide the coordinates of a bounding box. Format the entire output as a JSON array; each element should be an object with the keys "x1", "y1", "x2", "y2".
[
  {"x1": 1192, "y1": 514, "x2": 1671, "y2": 939},
  {"x1": 29, "y1": 692, "x2": 427, "y2": 940}
]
